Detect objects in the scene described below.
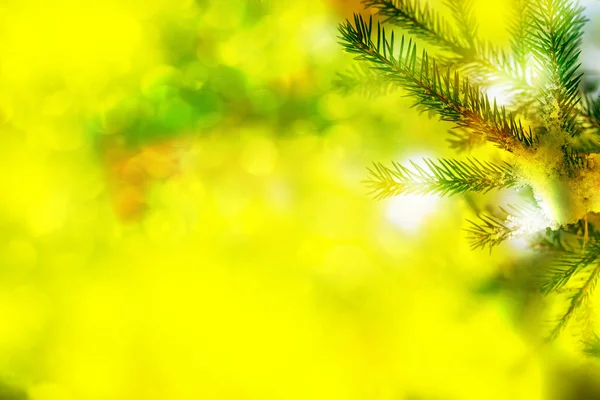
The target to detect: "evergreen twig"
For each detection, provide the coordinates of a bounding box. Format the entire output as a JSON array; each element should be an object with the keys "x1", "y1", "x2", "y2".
[
  {"x1": 548, "y1": 260, "x2": 600, "y2": 340},
  {"x1": 579, "y1": 94, "x2": 600, "y2": 133},
  {"x1": 363, "y1": 0, "x2": 534, "y2": 102},
  {"x1": 334, "y1": 63, "x2": 399, "y2": 97},
  {"x1": 509, "y1": 0, "x2": 534, "y2": 71},
  {"x1": 363, "y1": 0, "x2": 462, "y2": 53},
  {"x1": 447, "y1": 128, "x2": 485, "y2": 153},
  {"x1": 338, "y1": 15, "x2": 535, "y2": 151},
  {"x1": 444, "y1": 0, "x2": 478, "y2": 49},
  {"x1": 366, "y1": 158, "x2": 517, "y2": 199},
  {"x1": 528, "y1": 0, "x2": 587, "y2": 136},
  {"x1": 583, "y1": 333, "x2": 600, "y2": 357},
  {"x1": 465, "y1": 212, "x2": 515, "y2": 251}
]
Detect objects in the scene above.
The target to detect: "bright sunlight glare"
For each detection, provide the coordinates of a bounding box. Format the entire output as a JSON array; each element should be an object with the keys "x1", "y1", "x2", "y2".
[
  {"x1": 385, "y1": 194, "x2": 440, "y2": 231},
  {"x1": 486, "y1": 83, "x2": 514, "y2": 106},
  {"x1": 384, "y1": 155, "x2": 440, "y2": 231}
]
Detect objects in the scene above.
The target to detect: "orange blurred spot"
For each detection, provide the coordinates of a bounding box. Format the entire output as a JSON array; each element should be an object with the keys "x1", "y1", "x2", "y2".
[
  {"x1": 139, "y1": 147, "x2": 180, "y2": 179},
  {"x1": 121, "y1": 157, "x2": 147, "y2": 187},
  {"x1": 327, "y1": 0, "x2": 366, "y2": 17},
  {"x1": 112, "y1": 185, "x2": 147, "y2": 222},
  {"x1": 99, "y1": 137, "x2": 186, "y2": 222}
]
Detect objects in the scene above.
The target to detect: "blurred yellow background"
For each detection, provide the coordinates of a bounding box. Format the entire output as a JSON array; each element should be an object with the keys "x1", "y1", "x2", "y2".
[{"x1": 1, "y1": 0, "x2": 600, "y2": 399}]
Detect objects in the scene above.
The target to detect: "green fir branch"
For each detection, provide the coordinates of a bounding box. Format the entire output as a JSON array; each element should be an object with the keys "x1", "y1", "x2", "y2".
[
  {"x1": 563, "y1": 145, "x2": 589, "y2": 169},
  {"x1": 444, "y1": 0, "x2": 478, "y2": 49},
  {"x1": 457, "y1": 42, "x2": 528, "y2": 92},
  {"x1": 508, "y1": 0, "x2": 534, "y2": 71},
  {"x1": 534, "y1": 220, "x2": 594, "y2": 251},
  {"x1": 447, "y1": 128, "x2": 485, "y2": 153},
  {"x1": 363, "y1": 0, "x2": 462, "y2": 53},
  {"x1": 364, "y1": 0, "x2": 530, "y2": 95},
  {"x1": 334, "y1": 63, "x2": 399, "y2": 97},
  {"x1": 571, "y1": 94, "x2": 600, "y2": 152},
  {"x1": 365, "y1": 158, "x2": 518, "y2": 199},
  {"x1": 548, "y1": 260, "x2": 600, "y2": 340},
  {"x1": 535, "y1": 228, "x2": 570, "y2": 252},
  {"x1": 569, "y1": 133, "x2": 600, "y2": 155},
  {"x1": 533, "y1": 223, "x2": 600, "y2": 340},
  {"x1": 579, "y1": 94, "x2": 600, "y2": 132},
  {"x1": 362, "y1": 0, "x2": 537, "y2": 113},
  {"x1": 495, "y1": 0, "x2": 540, "y2": 111},
  {"x1": 551, "y1": 94, "x2": 600, "y2": 153},
  {"x1": 564, "y1": 84, "x2": 600, "y2": 154},
  {"x1": 528, "y1": 0, "x2": 587, "y2": 136},
  {"x1": 465, "y1": 212, "x2": 514, "y2": 251},
  {"x1": 582, "y1": 333, "x2": 600, "y2": 357},
  {"x1": 338, "y1": 15, "x2": 535, "y2": 151},
  {"x1": 539, "y1": 243, "x2": 600, "y2": 296},
  {"x1": 465, "y1": 203, "x2": 546, "y2": 251}
]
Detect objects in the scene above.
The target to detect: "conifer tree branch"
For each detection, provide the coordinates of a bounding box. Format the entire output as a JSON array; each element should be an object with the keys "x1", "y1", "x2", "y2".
[
  {"x1": 539, "y1": 243, "x2": 600, "y2": 295},
  {"x1": 363, "y1": 0, "x2": 536, "y2": 112},
  {"x1": 465, "y1": 213, "x2": 515, "y2": 251},
  {"x1": 548, "y1": 260, "x2": 600, "y2": 340},
  {"x1": 334, "y1": 63, "x2": 399, "y2": 97},
  {"x1": 458, "y1": 43, "x2": 529, "y2": 93},
  {"x1": 534, "y1": 219, "x2": 594, "y2": 251},
  {"x1": 363, "y1": 0, "x2": 463, "y2": 53},
  {"x1": 570, "y1": 95, "x2": 600, "y2": 153},
  {"x1": 444, "y1": 0, "x2": 478, "y2": 49},
  {"x1": 509, "y1": 0, "x2": 534, "y2": 70},
  {"x1": 528, "y1": 0, "x2": 587, "y2": 136},
  {"x1": 533, "y1": 223, "x2": 600, "y2": 340},
  {"x1": 465, "y1": 204, "x2": 551, "y2": 251},
  {"x1": 495, "y1": 0, "x2": 540, "y2": 110},
  {"x1": 583, "y1": 332, "x2": 600, "y2": 357},
  {"x1": 365, "y1": 158, "x2": 518, "y2": 199},
  {"x1": 579, "y1": 94, "x2": 600, "y2": 132},
  {"x1": 338, "y1": 15, "x2": 535, "y2": 151},
  {"x1": 447, "y1": 128, "x2": 485, "y2": 153},
  {"x1": 569, "y1": 134, "x2": 600, "y2": 155}
]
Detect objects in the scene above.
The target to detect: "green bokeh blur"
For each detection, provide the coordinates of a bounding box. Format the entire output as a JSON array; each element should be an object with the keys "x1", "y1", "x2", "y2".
[{"x1": 0, "y1": 0, "x2": 599, "y2": 399}]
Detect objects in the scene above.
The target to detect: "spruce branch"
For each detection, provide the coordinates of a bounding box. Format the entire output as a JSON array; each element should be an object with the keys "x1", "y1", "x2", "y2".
[
  {"x1": 334, "y1": 63, "x2": 399, "y2": 97},
  {"x1": 360, "y1": 0, "x2": 540, "y2": 120},
  {"x1": 548, "y1": 260, "x2": 600, "y2": 340},
  {"x1": 583, "y1": 333, "x2": 600, "y2": 357},
  {"x1": 444, "y1": 0, "x2": 478, "y2": 49},
  {"x1": 447, "y1": 128, "x2": 485, "y2": 153},
  {"x1": 363, "y1": 0, "x2": 462, "y2": 53},
  {"x1": 365, "y1": 158, "x2": 518, "y2": 199},
  {"x1": 338, "y1": 15, "x2": 535, "y2": 151},
  {"x1": 509, "y1": 0, "x2": 534, "y2": 70},
  {"x1": 569, "y1": 134, "x2": 600, "y2": 155},
  {"x1": 352, "y1": 1, "x2": 533, "y2": 147},
  {"x1": 496, "y1": 0, "x2": 540, "y2": 111},
  {"x1": 534, "y1": 220, "x2": 593, "y2": 252},
  {"x1": 535, "y1": 228, "x2": 570, "y2": 252},
  {"x1": 570, "y1": 94, "x2": 600, "y2": 153},
  {"x1": 533, "y1": 224, "x2": 600, "y2": 340},
  {"x1": 465, "y1": 203, "x2": 549, "y2": 251},
  {"x1": 579, "y1": 94, "x2": 600, "y2": 132},
  {"x1": 456, "y1": 42, "x2": 530, "y2": 96},
  {"x1": 465, "y1": 212, "x2": 515, "y2": 251},
  {"x1": 538, "y1": 242, "x2": 600, "y2": 296},
  {"x1": 528, "y1": 0, "x2": 587, "y2": 136},
  {"x1": 364, "y1": 0, "x2": 531, "y2": 95}
]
